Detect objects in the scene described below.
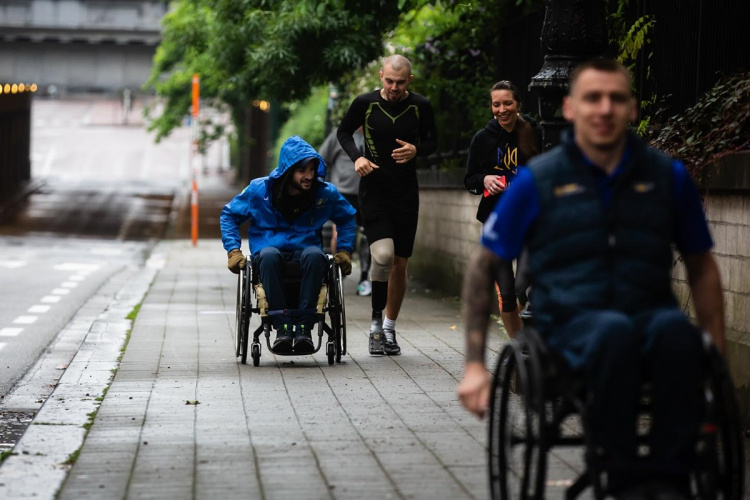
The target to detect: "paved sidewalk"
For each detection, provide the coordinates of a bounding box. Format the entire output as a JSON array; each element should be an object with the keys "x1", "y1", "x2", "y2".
[{"x1": 48, "y1": 240, "x2": 504, "y2": 500}]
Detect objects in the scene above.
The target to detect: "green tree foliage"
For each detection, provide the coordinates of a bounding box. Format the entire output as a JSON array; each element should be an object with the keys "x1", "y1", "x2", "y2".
[
  {"x1": 606, "y1": 0, "x2": 655, "y2": 136},
  {"x1": 328, "y1": 0, "x2": 546, "y2": 161},
  {"x1": 145, "y1": 0, "x2": 406, "y2": 146}
]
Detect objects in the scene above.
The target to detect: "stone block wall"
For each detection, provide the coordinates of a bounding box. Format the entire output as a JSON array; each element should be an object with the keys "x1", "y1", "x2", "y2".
[
  {"x1": 411, "y1": 190, "x2": 482, "y2": 298},
  {"x1": 412, "y1": 183, "x2": 750, "y2": 426},
  {"x1": 673, "y1": 192, "x2": 750, "y2": 424}
]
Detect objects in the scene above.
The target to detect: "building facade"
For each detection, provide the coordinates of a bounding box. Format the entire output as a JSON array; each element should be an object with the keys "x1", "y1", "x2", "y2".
[{"x1": 0, "y1": 0, "x2": 167, "y2": 94}]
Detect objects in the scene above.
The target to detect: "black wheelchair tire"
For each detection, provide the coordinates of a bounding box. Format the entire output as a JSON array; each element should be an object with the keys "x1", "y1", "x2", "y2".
[
  {"x1": 326, "y1": 342, "x2": 335, "y2": 365},
  {"x1": 239, "y1": 261, "x2": 252, "y2": 365},
  {"x1": 251, "y1": 343, "x2": 260, "y2": 367},
  {"x1": 328, "y1": 264, "x2": 346, "y2": 363},
  {"x1": 336, "y1": 266, "x2": 346, "y2": 361},
  {"x1": 491, "y1": 341, "x2": 548, "y2": 500},
  {"x1": 235, "y1": 272, "x2": 242, "y2": 358},
  {"x1": 694, "y1": 343, "x2": 745, "y2": 500}
]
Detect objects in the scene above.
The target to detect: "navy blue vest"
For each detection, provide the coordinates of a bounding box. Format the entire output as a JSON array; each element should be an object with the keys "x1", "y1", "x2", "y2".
[{"x1": 527, "y1": 131, "x2": 678, "y2": 330}]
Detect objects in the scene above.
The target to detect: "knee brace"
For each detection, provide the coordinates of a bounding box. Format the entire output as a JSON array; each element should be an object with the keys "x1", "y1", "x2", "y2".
[{"x1": 369, "y1": 238, "x2": 394, "y2": 281}]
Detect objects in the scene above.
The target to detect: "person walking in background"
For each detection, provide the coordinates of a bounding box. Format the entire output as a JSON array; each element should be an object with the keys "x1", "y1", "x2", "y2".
[
  {"x1": 337, "y1": 54, "x2": 438, "y2": 356},
  {"x1": 464, "y1": 80, "x2": 540, "y2": 338},
  {"x1": 319, "y1": 126, "x2": 372, "y2": 296}
]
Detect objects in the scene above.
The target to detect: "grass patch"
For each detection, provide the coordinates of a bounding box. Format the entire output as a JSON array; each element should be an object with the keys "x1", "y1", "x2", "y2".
[
  {"x1": 125, "y1": 303, "x2": 142, "y2": 321},
  {"x1": 62, "y1": 448, "x2": 80, "y2": 466},
  {"x1": 95, "y1": 386, "x2": 109, "y2": 402},
  {"x1": 0, "y1": 450, "x2": 17, "y2": 463}
]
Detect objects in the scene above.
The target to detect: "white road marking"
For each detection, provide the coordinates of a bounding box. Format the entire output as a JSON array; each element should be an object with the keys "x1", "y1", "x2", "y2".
[
  {"x1": 54, "y1": 263, "x2": 100, "y2": 272},
  {"x1": 51, "y1": 288, "x2": 70, "y2": 295},
  {"x1": 0, "y1": 328, "x2": 23, "y2": 337},
  {"x1": 13, "y1": 316, "x2": 38, "y2": 325},
  {"x1": 68, "y1": 275, "x2": 86, "y2": 281},
  {"x1": 41, "y1": 295, "x2": 62, "y2": 303},
  {"x1": 28, "y1": 305, "x2": 51, "y2": 313},
  {"x1": 0, "y1": 261, "x2": 26, "y2": 269},
  {"x1": 61, "y1": 282, "x2": 79, "y2": 288},
  {"x1": 0, "y1": 343, "x2": 5, "y2": 351}
]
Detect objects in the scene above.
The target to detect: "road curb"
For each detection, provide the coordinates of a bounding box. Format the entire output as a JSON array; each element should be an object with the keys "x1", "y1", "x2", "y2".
[{"x1": 0, "y1": 247, "x2": 165, "y2": 499}]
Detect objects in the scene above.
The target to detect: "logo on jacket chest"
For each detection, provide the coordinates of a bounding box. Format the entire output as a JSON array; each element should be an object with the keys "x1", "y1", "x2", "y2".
[{"x1": 553, "y1": 182, "x2": 585, "y2": 197}]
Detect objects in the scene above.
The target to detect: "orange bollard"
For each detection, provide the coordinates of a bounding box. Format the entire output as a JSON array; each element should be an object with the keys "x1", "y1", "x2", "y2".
[{"x1": 191, "y1": 178, "x2": 199, "y2": 246}]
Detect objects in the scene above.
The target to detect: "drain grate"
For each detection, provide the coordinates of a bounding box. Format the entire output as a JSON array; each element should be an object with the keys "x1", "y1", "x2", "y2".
[{"x1": 0, "y1": 410, "x2": 36, "y2": 455}]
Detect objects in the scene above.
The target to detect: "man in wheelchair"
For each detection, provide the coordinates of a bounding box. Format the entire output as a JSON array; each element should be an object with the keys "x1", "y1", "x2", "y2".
[
  {"x1": 458, "y1": 59, "x2": 727, "y2": 499},
  {"x1": 220, "y1": 135, "x2": 356, "y2": 354}
]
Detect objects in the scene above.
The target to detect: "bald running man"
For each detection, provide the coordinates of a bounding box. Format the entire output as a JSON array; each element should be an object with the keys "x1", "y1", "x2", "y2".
[{"x1": 337, "y1": 54, "x2": 437, "y2": 355}]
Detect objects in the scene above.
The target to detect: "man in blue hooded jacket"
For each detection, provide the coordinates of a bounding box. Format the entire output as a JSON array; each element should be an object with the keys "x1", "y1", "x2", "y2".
[{"x1": 220, "y1": 136, "x2": 356, "y2": 354}]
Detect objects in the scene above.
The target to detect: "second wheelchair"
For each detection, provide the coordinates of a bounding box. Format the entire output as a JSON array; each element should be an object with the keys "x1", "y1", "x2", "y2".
[{"x1": 487, "y1": 327, "x2": 745, "y2": 500}]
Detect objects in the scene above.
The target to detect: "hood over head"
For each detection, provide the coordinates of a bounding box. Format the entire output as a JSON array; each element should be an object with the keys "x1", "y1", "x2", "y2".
[{"x1": 270, "y1": 136, "x2": 327, "y2": 180}]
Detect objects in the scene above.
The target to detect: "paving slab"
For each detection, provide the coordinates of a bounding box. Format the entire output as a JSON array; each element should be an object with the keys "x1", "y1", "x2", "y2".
[{"x1": 0, "y1": 238, "x2": 612, "y2": 499}]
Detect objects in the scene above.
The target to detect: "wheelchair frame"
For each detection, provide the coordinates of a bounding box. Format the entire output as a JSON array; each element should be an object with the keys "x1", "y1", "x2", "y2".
[
  {"x1": 488, "y1": 328, "x2": 745, "y2": 500},
  {"x1": 234, "y1": 255, "x2": 347, "y2": 366}
]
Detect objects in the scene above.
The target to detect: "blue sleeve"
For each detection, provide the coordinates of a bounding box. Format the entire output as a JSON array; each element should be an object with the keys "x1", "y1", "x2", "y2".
[
  {"x1": 328, "y1": 186, "x2": 357, "y2": 254},
  {"x1": 672, "y1": 160, "x2": 713, "y2": 255},
  {"x1": 220, "y1": 185, "x2": 253, "y2": 252},
  {"x1": 481, "y1": 167, "x2": 540, "y2": 260}
]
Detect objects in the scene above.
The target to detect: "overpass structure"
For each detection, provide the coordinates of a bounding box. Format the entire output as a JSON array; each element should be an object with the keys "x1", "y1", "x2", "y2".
[{"x1": 0, "y1": 0, "x2": 167, "y2": 95}]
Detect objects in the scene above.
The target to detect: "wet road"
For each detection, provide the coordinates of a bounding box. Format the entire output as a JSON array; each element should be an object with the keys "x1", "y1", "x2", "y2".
[{"x1": 0, "y1": 96, "x2": 192, "y2": 410}]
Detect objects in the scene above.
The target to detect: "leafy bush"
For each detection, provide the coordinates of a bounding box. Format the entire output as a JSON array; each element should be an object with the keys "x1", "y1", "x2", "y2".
[{"x1": 647, "y1": 72, "x2": 750, "y2": 181}]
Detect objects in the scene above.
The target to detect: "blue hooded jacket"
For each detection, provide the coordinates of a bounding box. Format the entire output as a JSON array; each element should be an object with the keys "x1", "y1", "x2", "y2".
[{"x1": 220, "y1": 136, "x2": 357, "y2": 254}]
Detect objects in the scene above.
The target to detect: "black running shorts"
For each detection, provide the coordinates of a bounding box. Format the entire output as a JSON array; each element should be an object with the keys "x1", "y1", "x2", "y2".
[{"x1": 360, "y1": 194, "x2": 419, "y2": 258}]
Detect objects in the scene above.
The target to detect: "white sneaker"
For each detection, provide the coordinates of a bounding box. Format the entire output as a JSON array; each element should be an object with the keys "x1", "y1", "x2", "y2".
[{"x1": 356, "y1": 279, "x2": 372, "y2": 296}]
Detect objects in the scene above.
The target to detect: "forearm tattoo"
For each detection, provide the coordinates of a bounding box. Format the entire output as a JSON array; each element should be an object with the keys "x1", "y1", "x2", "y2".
[{"x1": 462, "y1": 247, "x2": 500, "y2": 364}]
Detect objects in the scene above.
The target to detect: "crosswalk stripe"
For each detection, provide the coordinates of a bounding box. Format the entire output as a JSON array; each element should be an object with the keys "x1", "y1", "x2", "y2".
[{"x1": 13, "y1": 316, "x2": 38, "y2": 325}]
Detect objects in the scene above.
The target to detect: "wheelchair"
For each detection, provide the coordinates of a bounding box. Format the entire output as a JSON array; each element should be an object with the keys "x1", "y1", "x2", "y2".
[
  {"x1": 234, "y1": 253, "x2": 346, "y2": 366},
  {"x1": 488, "y1": 327, "x2": 745, "y2": 500}
]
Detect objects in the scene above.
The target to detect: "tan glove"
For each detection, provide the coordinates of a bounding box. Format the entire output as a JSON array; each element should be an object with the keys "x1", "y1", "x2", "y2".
[
  {"x1": 333, "y1": 251, "x2": 352, "y2": 276},
  {"x1": 227, "y1": 249, "x2": 246, "y2": 274}
]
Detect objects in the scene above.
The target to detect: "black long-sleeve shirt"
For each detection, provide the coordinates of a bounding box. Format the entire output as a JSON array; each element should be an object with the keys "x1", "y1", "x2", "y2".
[{"x1": 337, "y1": 90, "x2": 437, "y2": 201}]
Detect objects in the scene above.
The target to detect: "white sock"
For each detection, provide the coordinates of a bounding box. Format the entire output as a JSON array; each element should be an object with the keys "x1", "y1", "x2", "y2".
[{"x1": 383, "y1": 317, "x2": 396, "y2": 332}]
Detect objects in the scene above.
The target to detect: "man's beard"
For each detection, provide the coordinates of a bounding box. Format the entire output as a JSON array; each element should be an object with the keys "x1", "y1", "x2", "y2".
[{"x1": 289, "y1": 178, "x2": 311, "y2": 193}]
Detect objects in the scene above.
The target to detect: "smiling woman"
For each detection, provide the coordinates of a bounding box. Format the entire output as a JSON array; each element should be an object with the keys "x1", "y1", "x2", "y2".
[{"x1": 463, "y1": 79, "x2": 541, "y2": 339}]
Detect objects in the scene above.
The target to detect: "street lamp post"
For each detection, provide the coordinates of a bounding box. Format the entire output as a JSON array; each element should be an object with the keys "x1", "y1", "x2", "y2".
[{"x1": 528, "y1": 0, "x2": 608, "y2": 151}]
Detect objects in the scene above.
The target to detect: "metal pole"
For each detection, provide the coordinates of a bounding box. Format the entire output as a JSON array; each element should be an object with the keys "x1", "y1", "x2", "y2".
[
  {"x1": 191, "y1": 74, "x2": 200, "y2": 246},
  {"x1": 528, "y1": 0, "x2": 608, "y2": 151}
]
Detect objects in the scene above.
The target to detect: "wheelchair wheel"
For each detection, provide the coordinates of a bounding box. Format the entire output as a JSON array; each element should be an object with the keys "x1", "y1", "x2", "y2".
[
  {"x1": 251, "y1": 343, "x2": 260, "y2": 367},
  {"x1": 694, "y1": 340, "x2": 745, "y2": 500},
  {"x1": 330, "y1": 264, "x2": 346, "y2": 362},
  {"x1": 235, "y1": 271, "x2": 243, "y2": 358},
  {"x1": 237, "y1": 261, "x2": 252, "y2": 365},
  {"x1": 489, "y1": 342, "x2": 547, "y2": 500},
  {"x1": 326, "y1": 342, "x2": 335, "y2": 365}
]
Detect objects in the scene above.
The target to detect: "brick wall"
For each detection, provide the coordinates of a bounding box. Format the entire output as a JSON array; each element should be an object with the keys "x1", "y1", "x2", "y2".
[{"x1": 673, "y1": 192, "x2": 750, "y2": 424}]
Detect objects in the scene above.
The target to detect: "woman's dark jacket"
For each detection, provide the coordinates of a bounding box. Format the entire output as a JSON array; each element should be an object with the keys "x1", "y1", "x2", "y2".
[{"x1": 464, "y1": 116, "x2": 539, "y2": 222}]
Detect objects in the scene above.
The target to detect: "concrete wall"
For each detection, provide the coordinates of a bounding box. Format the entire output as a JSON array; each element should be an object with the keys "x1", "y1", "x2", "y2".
[{"x1": 411, "y1": 156, "x2": 750, "y2": 425}]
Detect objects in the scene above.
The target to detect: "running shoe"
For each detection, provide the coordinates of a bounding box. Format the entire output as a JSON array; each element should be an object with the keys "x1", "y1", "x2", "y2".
[
  {"x1": 369, "y1": 316, "x2": 384, "y2": 355},
  {"x1": 356, "y1": 279, "x2": 372, "y2": 296},
  {"x1": 383, "y1": 328, "x2": 401, "y2": 355}
]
